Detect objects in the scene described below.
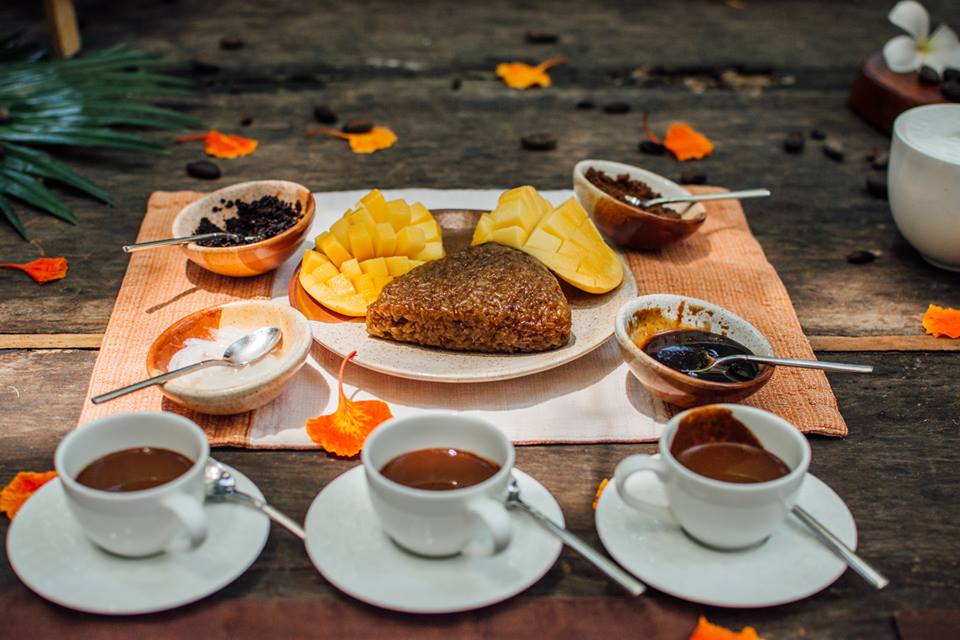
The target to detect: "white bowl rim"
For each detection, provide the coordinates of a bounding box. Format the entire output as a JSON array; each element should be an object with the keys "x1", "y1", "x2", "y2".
[
  {"x1": 572, "y1": 159, "x2": 706, "y2": 220},
  {"x1": 893, "y1": 103, "x2": 960, "y2": 166}
]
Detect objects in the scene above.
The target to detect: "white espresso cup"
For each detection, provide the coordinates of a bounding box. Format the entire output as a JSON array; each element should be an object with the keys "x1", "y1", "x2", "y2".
[
  {"x1": 361, "y1": 413, "x2": 515, "y2": 557},
  {"x1": 889, "y1": 103, "x2": 960, "y2": 271},
  {"x1": 54, "y1": 411, "x2": 210, "y2": 557},
  {"x1": 614, "y1": 404, "x2": 810, "y2": 550}
]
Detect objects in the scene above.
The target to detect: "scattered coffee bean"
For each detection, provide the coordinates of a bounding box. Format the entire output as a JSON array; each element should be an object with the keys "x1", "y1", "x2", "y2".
[
  {"x1": 941, "y1": 80, "x2": 960, "y2": 102},
  {"x1": 679, "y1": 170, "x2": 707, "y2": 185},
  {"x1": 943, "y1": 67, "x2": 960, "y2": 83},
  {"x1": 868, "y1": 149, "x2": 889, "y2": 170},
  {"x1": 240, "y1": 116, "x2": 253, "y2": 126},
  {"x1": 190, "y1": 58, "x2": 221, "y2": 74},
  {"x1": 810, "y1": 129, "x2": 826, "y2": 140},
  {"x1": 341, "y1": 118, "x2": 373, "y2": 134},
  {"x1": 0, "y1": 107, "x2": 10, "y2": 125},
  {"x1": 638, "y1": 140, "x2": 666, "y2": 155},
  {"x1": 520, "y1": 133, "x2": 557, "y2": 151},
  {"x1": 603, "y1": 102, "x2": 630, "y2": 114},
  {"x1": 312, "y1": 105, "x2": 338, "y2": 124},
  {"x1": 220, "y1": 35, "x2": 244, "y2": 50},
  {"x1": 525, "y1": 30, "x2": 559, "y2": 44},
  {"x1": 575, "y1": 99, "x2": 595, "y2": 110},
  {"x1": 783, "y1": 132, "x2": 805, "y2": 154},
  {"x1": 451, "y1": 78, "x2": 462, "y2": 91},
  {"x1": 823, "y1": 138, "x2": 845, "y2": 161},
  {"x1": 186, "y1": 161, "x2": 221, "y2": 180},
  {"x1": 846, "y1": 250, "x2": 877, "y2": 264},
  {"x1": 918, "y1": 65, "x2": 941, "y2": 85},
  {"x1": 866, "y1": 176, "x2": 888, "y2": 200}
]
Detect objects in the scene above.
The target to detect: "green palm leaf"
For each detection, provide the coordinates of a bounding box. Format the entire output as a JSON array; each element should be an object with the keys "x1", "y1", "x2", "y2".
[{"x1": 0, "y1": 193, "x2": 27, "y2": 239}]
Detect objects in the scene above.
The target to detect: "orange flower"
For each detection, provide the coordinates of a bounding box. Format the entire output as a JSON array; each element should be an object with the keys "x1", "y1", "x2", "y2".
[
  {"x1": 922, "y1": 304, "x2": 960, "y2": 338},
  {"x1": 1, "y1": 471, "x2": 57, "y2": 520},
  {"x1": 690, "y1": 616, "x2": 762, "y2": 640},
  {"x1": 305, "y1": 127, "x2": 398, "y2": 154},
  {"x1": 305, "y1": 351, "x2": 393, "y2": 456},
  {"x1": 664, "y1": 123, "x2": 714, "y2": 161},
  {"x1": 0, "y1": 257, "x2": 68, "y2": 284},
  {"x1": 175, "y1": 131, "x2": 258, "y2": 158},
  {"x1": 592, "y1": 478, "x2": 609, "y2": 510},
  {"x1": 496, "y1": 57, "x2": 567, "y2": 89}
]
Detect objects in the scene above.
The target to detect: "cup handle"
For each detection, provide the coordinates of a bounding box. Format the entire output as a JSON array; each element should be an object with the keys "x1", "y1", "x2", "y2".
[
  {"x1": 463, "y1": 496, "x2": 512, "y2": 555},
  {"x1": 614, "y1": 455, "x2": 678, "y2": 525},
  {"x1": 161, "y1": 493, "x2": 208, "y2": 549}
]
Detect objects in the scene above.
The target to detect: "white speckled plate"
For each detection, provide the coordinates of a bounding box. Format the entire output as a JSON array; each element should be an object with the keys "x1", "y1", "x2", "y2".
[{"x1": 288, "y1": 209, "x2": 637, "y2": 383}]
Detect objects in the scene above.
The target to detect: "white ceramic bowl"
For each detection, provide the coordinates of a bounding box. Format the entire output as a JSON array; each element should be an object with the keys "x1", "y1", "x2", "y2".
[{"x1": 889, "y1": 104, "x2": 960, "y2": 271}]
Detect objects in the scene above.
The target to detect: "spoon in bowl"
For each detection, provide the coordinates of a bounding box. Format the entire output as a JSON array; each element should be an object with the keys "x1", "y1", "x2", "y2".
[
  {"x1": 686, "y1": 353, "x2": 873, "y2": 380},
  {"x1": 623, "y1": 188, "x2": 772, "y2": 209},
  {"x1": 91, "y1": 326, "x2": 282, "y2": 404},
  {"x1": 122, "y1": 232, "x2": 262, "y2": 253}
]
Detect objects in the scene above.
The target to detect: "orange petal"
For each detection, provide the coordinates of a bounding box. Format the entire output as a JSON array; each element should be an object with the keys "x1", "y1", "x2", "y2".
[
  {"x1": 305, "y1": 351, "x2": 392, "y2": 456},
  {"x1": 592, "y1": 478, "x2": 609, "y2": 510},
  {"x1": 0, "y1": 257, "x2": 68, "y2": 284},
  {"x1": 496, "y1": 58, "x2": 566, "y2": 90},
  {"x1": 689, "y1": 616, "x2": 762, "y2": 640},
  {"x1": 204, "y1": 130, "x2": 258, "y2": 158},
  {"x1": 345, "y1": 127, "x2": 398, "y2": 154},
  {"x1": 1, "y1": 471, "x2": 57, "y2": 520},
  {"x1": 664, "y1": 123, "x2": 714, "y2": 161},
  {"x1": 922, "y1": 304, "x2": 960, "y2": 338}
]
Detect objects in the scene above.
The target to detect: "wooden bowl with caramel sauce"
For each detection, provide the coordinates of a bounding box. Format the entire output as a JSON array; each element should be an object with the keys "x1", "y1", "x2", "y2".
[
  {"x1": 614, "y1": 294, "x2": 774, "y2": 408},
  {"x1": 573, "y1": 160, "x2": 706, "y2": 250}
]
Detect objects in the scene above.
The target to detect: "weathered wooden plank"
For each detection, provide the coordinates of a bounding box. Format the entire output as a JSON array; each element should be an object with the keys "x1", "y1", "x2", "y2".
[
  {"x1": 0, "y1": 349, "x2": 957, "y2": 638},
  {"x1": 0, "y1": 334, "x2": 103, "y2": 349}
]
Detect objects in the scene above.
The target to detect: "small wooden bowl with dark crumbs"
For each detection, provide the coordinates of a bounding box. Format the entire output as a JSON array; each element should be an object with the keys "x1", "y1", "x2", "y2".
[
  {"x1": 572, "y1": 159, "x2": 707, "y2": 251},
  {"x1": 170, "y1": 180, "x2": 315, "y2": 277}
]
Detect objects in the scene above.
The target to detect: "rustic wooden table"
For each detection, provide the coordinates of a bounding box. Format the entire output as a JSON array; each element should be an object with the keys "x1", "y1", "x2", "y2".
[{"x1": 2, "y1": 1, "x2": 959, "y2": 638}]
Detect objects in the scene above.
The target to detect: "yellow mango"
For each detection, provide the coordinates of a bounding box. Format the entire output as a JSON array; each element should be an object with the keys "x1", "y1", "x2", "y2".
[
  {"x1": 410, "y1": 202, "x2": 431, "y2": 224},
  {"x1": 329, "y1": 217, "x2": 351, "y2": 249},
  {"x1": 339, "y1": 258, "x2": 362, "y2": 279},
  {"x1": 359, "y1": 257, "x2": 389, "y2": 278},
  {"x1": 318, "y1": 232, "x2": 352, "y2": 268},
  {"x1": 396, "y1": 226, "x2": 426, "y2": 258},
  {"x1": 490, "y1": 226, "x2": 527, "y2": 247},
  {"x1": 360, "y1": 189, "x2": 388, "y2": 221},
  {"x1": 348, "y1": 225, "x2": 375, "y2": 261},
  {"x1": 387, "y1": 201, "x2": 411, "y2": 230},
  {"x1": 385, "y1": 255, "x2": 412, "y2": 276},
  {"x1": 414, "y1": 241, "x2": 444, "y2": 262}
]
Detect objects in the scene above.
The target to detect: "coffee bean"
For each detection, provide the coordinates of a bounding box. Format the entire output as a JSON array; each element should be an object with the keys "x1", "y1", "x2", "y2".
[
  {"x1": 918, "y1": 65, "x2": 941, "y2": 85},
  {"x1": 240, "y1": 116, "x2": 253, "y2": 127},
  {"x1": 451, "y1": 78, "x2": 462, "y2": 91},
  {"x1": 638, "y1": 140, "x2": 666, "y2": 155},
  {"x1": 0, "y1": 107, "x2": 10, "y2": 125},
  {"x1": 341, "y1": 118, "x2": 373, "y2": 134},
  {"x1": 525, "y1": 30, "x2": 559, "y2": 44},
  {"x1": 944, "y1": 67, "x2": 960, "y2": 83},
  {"x1": 219, "y1": 35, "x2": 244, "y2": 50},
  {"x1": 846, "y1": 250, "x2": 877, "y2": 264},
  {"x1": 869, "y1": 150, "x2": 889, "y2": 170},
  {"x1": 575, "y1": 99, "x2": 595, "y2": 110},
  {"x1": 520, "y1": 133, "x2": 557, "y2": 151},
  {"x1": 783, "y1": 132, "x2": 805, "y2": 154},
  {"x1": 186, "y1": 161, "x2": 221, "y2": 180},
  {"x1": 679, "y1": 170, "x2": 707, "y2": 185},
  {"x1": 810, "y1": 129, "x2": 827, "y2": 140},
  {"x1": 823, "y1": 138, "x2": 845, "y2": 161},
  {"x1": 941, "y1": 79, "x2": 960, "y2": 102},
  {"x1": 603, "y1": 102, "x2": 630, "y2": 114},
  {"x1": 866, "y1": 176, "x2": 888, "y2": 200},
  {"x1": 313, "y1": 105, "x2": 338, "y2": 124},
  {"x1": 190, "y1": 58, "x2": 221, "y2": 74}
]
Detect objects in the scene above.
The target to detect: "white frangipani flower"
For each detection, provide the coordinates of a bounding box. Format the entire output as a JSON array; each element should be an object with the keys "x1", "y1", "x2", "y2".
[{"x1": 882, "y1": 1, "x2": 960, "y2": 74}]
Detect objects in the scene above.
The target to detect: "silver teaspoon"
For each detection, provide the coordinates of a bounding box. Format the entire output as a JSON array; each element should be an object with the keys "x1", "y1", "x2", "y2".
[
  {"x1": 122, "y1": 232, "x2": 262, "y2": 253},
  {"x1": 91, "y1": 326, "x2": 282, "y2": 404},
  {"x1": 506, "y1": 478, "x2": 645, "y2": 596},
  {"x1": 624, "y1": 188, "x2": 771, "y2": 209},
  {"x1": 791, "y1": 505, "x2": 888, "y2": 589},
  {"x1": 686, "y1": 353, "x2": 873, "y2": 378},
  {"x1": 204, "y1": 459, "x2": 305, "y2": 540}
]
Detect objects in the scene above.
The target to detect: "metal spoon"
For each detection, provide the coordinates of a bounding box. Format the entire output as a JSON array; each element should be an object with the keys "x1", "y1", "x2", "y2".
[
  {"x1": 624, "y1": 188, "x2": 771, "y2": 209},
  {"x1": 791, "y1": 505, "x2": 888, "y2": 589},
  {"x1": 122, "y1": 232, "x2": 261, "y2": 253},
  {"x1": 506, "y1": 478, "x2": 645, "y2": 596},
  {"x1": 204, "y1": 458, "x2": 306, "y2": 540},
  {"x1": 685, "y1": 353, "x2": 873, "y2": 378},
  {"x1": 90, "y1": 326, "x2": 282, "y2": 404}
]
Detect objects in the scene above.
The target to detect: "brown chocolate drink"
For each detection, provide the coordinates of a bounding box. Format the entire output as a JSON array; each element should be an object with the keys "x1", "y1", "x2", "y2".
[
  {"x1": 380, "y1": 448, "x2": 501, "y2": 491},
  {"x1": 671, "y1": 407, "x2": 791, "y2": 484},
  {"x1": 76, "y1": 447, "x2": 194, "y2": 492}
]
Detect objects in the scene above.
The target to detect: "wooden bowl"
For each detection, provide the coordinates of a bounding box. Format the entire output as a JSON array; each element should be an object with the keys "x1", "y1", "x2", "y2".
[
  {"x1": 573, "y1": 159, "x2": 706, "y2": 250},
  {"x1": 171, "y1": 180, "x2": 315, "y2": 277},
  {"x1": 615, "y1": 294, "x2": 775, "y2": 408},
  {"x1": 146, "y1": 300, "x2": 312, "y2": 415}
]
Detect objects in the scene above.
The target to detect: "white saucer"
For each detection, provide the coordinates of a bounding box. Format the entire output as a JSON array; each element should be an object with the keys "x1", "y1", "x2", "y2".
[
  {"x1": 304, "y1": 467, "x2": 563, "y2": 614},
  {"x1": 7, "y1": 464, "x2": 269, "y2": 615},
  {"x1": 595, "y1": 471, "x2": 857, "y2": 608}
]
